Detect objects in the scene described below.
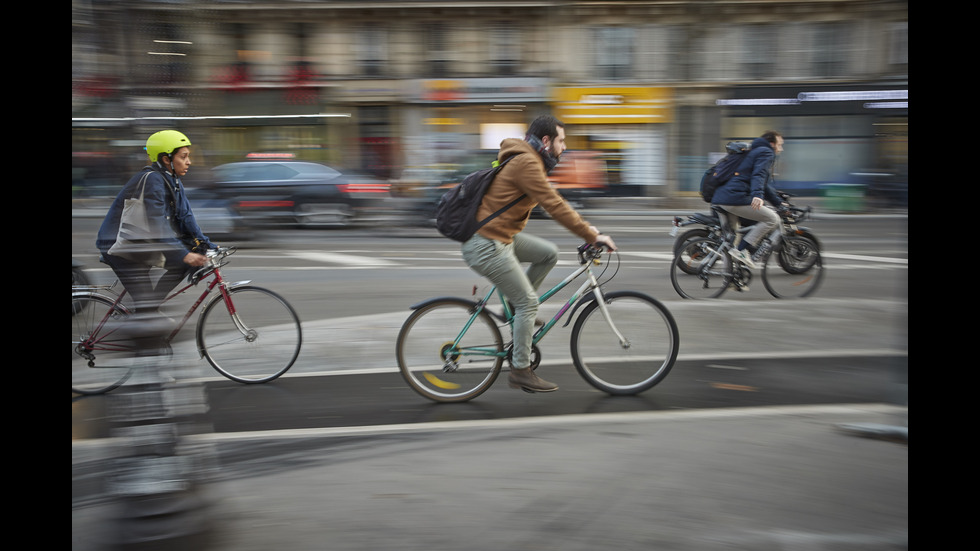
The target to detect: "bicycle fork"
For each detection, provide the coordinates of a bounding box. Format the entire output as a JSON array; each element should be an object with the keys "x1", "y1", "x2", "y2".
[
  {"x1": 586, "y1": 279, "x2": 631, "y2": 350},
  {"x1": 216, "y1": 282, "x2": 259, "y2": 343}
]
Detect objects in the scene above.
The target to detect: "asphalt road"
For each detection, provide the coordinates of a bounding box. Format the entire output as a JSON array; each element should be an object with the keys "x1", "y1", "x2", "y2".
[{"x1": 72, "y1": 203, "x2": 908, "y2": 551}]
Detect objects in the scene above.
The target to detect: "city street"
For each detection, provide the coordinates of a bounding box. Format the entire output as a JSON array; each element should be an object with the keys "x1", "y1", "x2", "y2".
[{"x1": 72, "y1": 203, "x2": 908, "y2": 550}]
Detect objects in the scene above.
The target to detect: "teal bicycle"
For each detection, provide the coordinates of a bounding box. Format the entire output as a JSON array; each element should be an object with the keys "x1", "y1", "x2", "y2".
[{"x1": 396, "y1": 244, "x2": 680, "y2": 402}]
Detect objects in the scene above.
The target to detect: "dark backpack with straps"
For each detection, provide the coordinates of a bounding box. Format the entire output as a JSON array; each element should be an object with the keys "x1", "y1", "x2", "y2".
[
  {"x1": 699, "y1": 141, "x2": 750, "y2": 202},
  {"x1": 434, "y1": 154, "x2": 524, "y2": 242}
]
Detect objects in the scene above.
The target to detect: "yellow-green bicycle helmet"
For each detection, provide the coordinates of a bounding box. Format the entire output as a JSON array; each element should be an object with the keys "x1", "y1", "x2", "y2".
[{"x1": 145, "y1": 130, "x2": 192, "y2": 163}]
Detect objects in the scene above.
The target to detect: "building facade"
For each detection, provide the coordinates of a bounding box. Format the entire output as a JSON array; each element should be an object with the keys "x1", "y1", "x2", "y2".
[{"x1": 72, "y1": 0, "x2": 908, "y2": 200}]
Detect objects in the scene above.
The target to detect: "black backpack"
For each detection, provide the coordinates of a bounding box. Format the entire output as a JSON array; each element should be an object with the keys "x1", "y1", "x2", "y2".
[
  {"x1": 699, "y1": 141, "x2": 750, "y2": 202},
  {"x1": 434, "y1": 154, "x2": 524, "y2": 242}
]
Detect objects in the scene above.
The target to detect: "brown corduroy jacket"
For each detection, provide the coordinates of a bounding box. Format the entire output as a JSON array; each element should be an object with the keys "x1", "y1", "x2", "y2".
[{"x1": 475, "y1": 138, "x2": 599, "y2": 245}]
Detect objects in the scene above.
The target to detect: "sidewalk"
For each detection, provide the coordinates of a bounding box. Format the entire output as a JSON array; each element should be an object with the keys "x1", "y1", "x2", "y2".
[{"x1": 73, "y1": 403, "x2": 907, "y2": 551}]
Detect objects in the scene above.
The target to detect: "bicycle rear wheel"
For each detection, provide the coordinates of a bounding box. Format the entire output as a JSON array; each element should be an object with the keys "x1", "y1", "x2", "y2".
[
  {"x1": 396, "y1": 299, "x2": 504, "y2": 402},
  {"x1": 72, "y1": 294, "x2": 134, "y2": 395},
  {"x1": 669, "y1": 237, "x2": 732, "y2": 299},
  {"x1": 570, "y1": 291, "x2": 679, "y2": 395},
  {"x1": 672, "y1": 228, "x2": 711, "y2": 275},
  {"x1": 762, "y1": 235, "x2": 824, "y2": 299},
  {"x1": 197, "y1": 286, "x2": 302, "y2": 383}
]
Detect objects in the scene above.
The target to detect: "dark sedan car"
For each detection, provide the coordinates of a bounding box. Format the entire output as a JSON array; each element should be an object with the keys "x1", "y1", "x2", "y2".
[{"x1": 209, "y1": 161, "x2": 391, "y2": 227}]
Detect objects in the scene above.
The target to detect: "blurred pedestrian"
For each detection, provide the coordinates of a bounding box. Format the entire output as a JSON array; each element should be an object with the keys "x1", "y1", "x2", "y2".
[{"x1": 461, "y1": 115, "x2": 617, "y2": 393}]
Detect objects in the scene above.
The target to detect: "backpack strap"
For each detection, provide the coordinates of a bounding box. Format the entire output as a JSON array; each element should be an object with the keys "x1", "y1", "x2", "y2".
[{"x1": 475, "y1": 155, "x2": 525, "y2": 230}]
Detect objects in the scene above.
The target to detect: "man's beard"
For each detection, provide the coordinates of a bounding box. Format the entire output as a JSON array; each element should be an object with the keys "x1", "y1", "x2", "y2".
[{"x1": 549, "y1": 144, "x2": 562, "y2": 162}]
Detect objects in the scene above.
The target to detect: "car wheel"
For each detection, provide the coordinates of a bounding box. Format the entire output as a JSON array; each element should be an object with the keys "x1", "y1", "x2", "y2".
[{"x1": 295, "y1": 203, "x2": 354, "y2": 227}]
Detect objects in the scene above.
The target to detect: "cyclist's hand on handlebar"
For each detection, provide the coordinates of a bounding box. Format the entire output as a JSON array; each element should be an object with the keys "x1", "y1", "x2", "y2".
[
  {"x1": 184, "y1": 252, "x2": 208, "y2": 267},
  {"x1": 594, "y1": 234, "x2": 617, "y2": 251}
]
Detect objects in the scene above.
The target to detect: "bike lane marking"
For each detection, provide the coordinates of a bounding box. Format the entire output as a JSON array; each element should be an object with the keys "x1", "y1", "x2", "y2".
[{"x1": 283, "y1": 251, "x2": 401, "y2": 267}]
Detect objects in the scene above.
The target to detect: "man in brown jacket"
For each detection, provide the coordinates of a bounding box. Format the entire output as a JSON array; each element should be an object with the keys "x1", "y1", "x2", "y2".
[{"x1": 461, "y1": 115, "x2": 617, "y2": 393}]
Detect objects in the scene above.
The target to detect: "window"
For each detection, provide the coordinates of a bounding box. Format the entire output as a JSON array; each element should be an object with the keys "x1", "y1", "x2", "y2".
[
  {"x1": 358, "y1": 24, "x2": 388, "y2": 77},
  {"x1": 489, "y1": 24, "x2": 519, "y2": 74},
  {"x1": 813, "y1": 22, "x2": 849, "y2": 78},
  {"x1": 595, "y1": 27, "x2": 633, "y2": 80},
  {"x1": 743, "y1": 25, "x2": 776, "y2": 80},
  {"x1": 426, "y1": 23, "x2": 450, "y2": 77}
]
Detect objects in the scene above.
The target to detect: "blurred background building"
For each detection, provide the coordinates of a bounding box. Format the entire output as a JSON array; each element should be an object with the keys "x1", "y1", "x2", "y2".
[{"x1": 72, "y1": 0, "x2": 907, "y2": 205}]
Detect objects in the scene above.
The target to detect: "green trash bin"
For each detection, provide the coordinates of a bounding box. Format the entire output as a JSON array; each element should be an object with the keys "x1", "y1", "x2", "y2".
[{"x1": 822, "y1": 183, "x2": 866, "y2": 212}]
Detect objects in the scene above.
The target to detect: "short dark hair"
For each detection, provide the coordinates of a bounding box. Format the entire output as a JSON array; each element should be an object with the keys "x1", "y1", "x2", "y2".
[
  {"x1": 761, "y1": 130, "x2": 783, "y2": 144},
  {"x1": 527, "y1": 115, "x2": 565, "y2": 141}
]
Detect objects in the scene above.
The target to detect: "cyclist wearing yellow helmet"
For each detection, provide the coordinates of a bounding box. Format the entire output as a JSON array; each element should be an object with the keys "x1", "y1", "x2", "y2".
[{"x1": 97, "y1": 130, "x2": 215, "y2": 316}]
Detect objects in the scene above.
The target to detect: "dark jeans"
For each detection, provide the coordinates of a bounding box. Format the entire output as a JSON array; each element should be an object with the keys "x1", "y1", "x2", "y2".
[{"x1": 101, "y1": 253, "x2": 191, "y2": 315}]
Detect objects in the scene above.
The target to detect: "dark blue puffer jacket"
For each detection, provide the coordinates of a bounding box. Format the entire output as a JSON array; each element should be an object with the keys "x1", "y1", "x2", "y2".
[
  {"x1": 97, "y1": 164, "x2": 214, "y2": 267},
  {"x1": 711, "y1": 137, "x2": 782, "y2": 206}
]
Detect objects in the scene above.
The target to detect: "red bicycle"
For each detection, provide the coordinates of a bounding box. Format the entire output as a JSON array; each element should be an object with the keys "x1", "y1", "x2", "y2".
[{"x1": 72, "y1": 247, "x2": 302, "y2": 395}]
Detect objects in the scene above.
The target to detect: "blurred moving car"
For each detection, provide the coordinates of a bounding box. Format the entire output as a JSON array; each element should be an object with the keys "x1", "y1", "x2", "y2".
[
  {"x1": 208, "y1": 160, "x2": 391, "y2": 227},
  {"x1": 184, "y1": 191, "x2": 251, "y2": 241}
]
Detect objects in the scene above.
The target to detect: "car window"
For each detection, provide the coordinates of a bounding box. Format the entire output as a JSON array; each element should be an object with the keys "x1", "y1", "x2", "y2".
[
  {"x1": 213, "y1": 163, "x2": 297, "y2": 182},
  {"x1": 295, "y1": 164, "x2": 342, "y2": 179},
  {"x1": 214, "y1": 162, "x2": 341, "y2": 182}
]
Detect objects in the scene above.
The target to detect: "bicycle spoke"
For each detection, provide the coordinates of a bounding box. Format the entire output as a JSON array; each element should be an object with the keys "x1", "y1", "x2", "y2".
[
  {"x1": 396, "y1": 300, "x2": 504, "y2": 402},
  {"x1": 670, "y1": 237, "x2": 733, "y2": 299},
  {"x1": 571, "y1": 292, "x2": 678, "y2": 395},
  {"x1": 197, "y1": 287, "x2": 302, "y2": 383},
  {"x1": 72, "y1": 295, "x2": 135, "y2": 395},
  {"x1": 762, "y1": 236, "x2": 824, "y2": 298}
]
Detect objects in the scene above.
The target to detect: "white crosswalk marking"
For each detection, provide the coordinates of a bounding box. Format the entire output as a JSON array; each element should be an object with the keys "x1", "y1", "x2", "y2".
[{"x1": 285, "y1": 251, "x2": 400, "y2": 267}]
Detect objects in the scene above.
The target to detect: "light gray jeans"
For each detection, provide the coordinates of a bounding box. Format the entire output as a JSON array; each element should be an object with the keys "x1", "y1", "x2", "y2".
[
  {"x1": 461, "y1": 232, "x2": 559, "y2": 369},
  {"x1": 718, "y1": 204, "x2": 781, "y2": 249}
]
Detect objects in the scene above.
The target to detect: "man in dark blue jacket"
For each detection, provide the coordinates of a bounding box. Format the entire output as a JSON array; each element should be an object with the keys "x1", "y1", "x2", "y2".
[
  {"x1": 711, "y1": 131, "x2": 786, "y2": 268},
  {"x1": 97, "y1": 130, "x2": 214, "y2": 316}
]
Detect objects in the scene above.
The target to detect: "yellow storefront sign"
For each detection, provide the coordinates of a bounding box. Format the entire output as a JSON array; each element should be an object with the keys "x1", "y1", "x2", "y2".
[{"x1": 553, "y1": 86, "x2": 674, "y2": 124}]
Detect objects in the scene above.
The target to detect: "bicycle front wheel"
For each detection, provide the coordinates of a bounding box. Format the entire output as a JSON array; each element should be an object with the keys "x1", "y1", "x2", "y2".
[
  {"x1": 669, "y1": 237, "x2": 732, "y2": 299},
  {"x1": 570, "y1": 291, "x2": 679, "y2": 395},
  {"x1": 72, "y1": 294, "x2": 134, "y2": 395},
  {"x1": 396, "y1": 299, "x2": 504, "y2": 402},
  {"x1": 197, "y1": 286, "x2": 302, "y2": 383},
  {"x1": 762, "y1": 235, "x2": 824, "y2": 299}
]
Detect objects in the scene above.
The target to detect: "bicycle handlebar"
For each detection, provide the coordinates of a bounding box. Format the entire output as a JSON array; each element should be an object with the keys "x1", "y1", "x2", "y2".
[
  {"x1": 577, "y1": 242, "x2": 610, "y2": 264},
  {"x1": 191, "y1": 246, "x2": 238, "y2": 284}
]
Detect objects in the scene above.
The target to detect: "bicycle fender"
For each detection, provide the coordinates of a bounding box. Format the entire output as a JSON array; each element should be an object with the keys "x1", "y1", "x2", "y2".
[
  {"x1": 408, "y1": 296, "x2": 510, "y2": 323},
  {"x1": 562, "y1": 292, "x2": 601, "y2": 328},
  {"x1": 785, "y1": 227, "x2": 821, "y2": 248},
  {"x1": 198, "y1": 281, "x2": 254, "y2": 311},
  {"x1": 72, "y1": 292, "x2": 134, "y2": 315},
  {"x1": 409, "y1": 296, "x2": 480, "y2": 310}
]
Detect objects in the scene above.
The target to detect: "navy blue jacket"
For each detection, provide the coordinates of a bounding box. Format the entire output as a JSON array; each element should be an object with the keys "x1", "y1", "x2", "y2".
[
  {"x1": 711, "y1": 137, "x2": 782, "y2": 207},
  {"x1": 97, "y1": 164, "x2": 214, "y2": 267}
]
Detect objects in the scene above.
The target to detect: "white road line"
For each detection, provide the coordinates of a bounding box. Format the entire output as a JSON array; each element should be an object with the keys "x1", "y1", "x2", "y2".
[
  {"x1": 285, "y1": 251, "x2": 401, "y2": 267},
  {"x1": 823, "y1": 253, "x2": 907, "y2": 264},
  {"x1": 186, "y1": 403, "x2": 905, "y2": 443}
]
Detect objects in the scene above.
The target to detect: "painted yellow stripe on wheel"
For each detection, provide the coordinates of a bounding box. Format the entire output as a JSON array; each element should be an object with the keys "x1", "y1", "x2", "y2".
[{"x1": 423, "y1": 372, "x2": 460, "y2": 389}]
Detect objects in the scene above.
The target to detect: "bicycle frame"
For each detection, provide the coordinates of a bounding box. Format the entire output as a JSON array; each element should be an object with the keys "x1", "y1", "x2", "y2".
[
  {"x1": 74, "y1": 250, "x2": 249, "y2": 350},
  {"x1": 443, "y1": 246, "x2": 628, "y2": 364}
]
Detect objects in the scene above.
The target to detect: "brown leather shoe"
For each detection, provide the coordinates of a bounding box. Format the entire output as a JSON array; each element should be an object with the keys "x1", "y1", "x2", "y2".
[{"x1": 508, "y1": 367, "x2": 558, "y2": 393}]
